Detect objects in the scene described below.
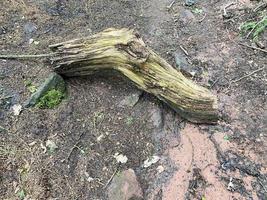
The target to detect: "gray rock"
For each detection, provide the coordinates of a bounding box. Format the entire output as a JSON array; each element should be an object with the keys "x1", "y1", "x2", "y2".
[
  {"x1": 174, "y1": 52, "x2": 201, "y2": 77},
  {"x1": 107, "y1": 169, "x2": 143, "y2": 200},
  {"x1": 24, "y1": 73, "x2": 66, "y2": 107},
  {"x1": 0, "y1": 26, "x2": 7, "y2": 35},
  {"x1": 0, "y1": 86, "x2": 19, "y2": 110},
  {"x1": 185, "y1": 0, "x2": 197, "y2": 6},
  {"x1": 0, "y1": 125, "x2": 7, "y2": 133},
  {"x1": 179, "y1": 9, "x2": 196, "y2": 24},
  {"x1": 255, "y1": 40, "x2": 265, "y2": 49},
  {"x1": 0, "y1": 96, "x2": 12, "y2": 110},
  {"x1": 216, "y1": 77, "x2": 229, "y2": 87},
  {"x1": 119, "y1": 91, "x2": 142, "y2": 107},
  {"x1": 150, "y1": 108, "x2": 163, "y2": 129},
  {"x1": 24, "y1": 22, "x2": 37, "y2": 36},
  {"x1": 174, "y1": 52, "x2": 189, "y2": 70}
]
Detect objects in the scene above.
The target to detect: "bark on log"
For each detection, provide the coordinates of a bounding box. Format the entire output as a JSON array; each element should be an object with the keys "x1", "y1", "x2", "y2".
[{"x1": 49, "y1": 28, "x2": 218, "y2": 123}]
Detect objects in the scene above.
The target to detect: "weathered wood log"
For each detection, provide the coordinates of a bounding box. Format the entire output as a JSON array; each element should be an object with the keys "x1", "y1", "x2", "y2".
[{"x1": 49, "y1": 28, "x2": 218, "y2": 123}]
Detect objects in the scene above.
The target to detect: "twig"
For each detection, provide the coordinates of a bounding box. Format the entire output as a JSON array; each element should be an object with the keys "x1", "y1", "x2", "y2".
[
  {"x1": 231, "y1": 66, "x2": 265, "y2": 83},
  {"x1": 63, "y1": 175, "x2": 76, "y2": 198},
  {"x1": 95, "y1": 178, "x2": 105, "y2": 186},
  {"x1": 198, "y1": 13, "x2": 207, "y2": 23},
  {"x1": 184, "y1": 134, "x2": 194, "y2": 173},
  {"x1": 0, "y1": 53, "x2": 56, "y2": 60},
  {"x1": 223, "y1": 2, "x2": 235, "y2": 17},
  {"x1": 210, "y1": 77, "x2": 221, "y2": 88},
  {"x1": 253, "y1": 2, "x2": 267, "y2": 12},
  {"x1": 258, "y1": 178, "x2": 267, "y2": 193},
  {"x1": 238, "y1": 42, "x2": 267, "y2": 54},
  {"x1": 0, "y1": 95, "x2": 14, "y2": 101},
  {"x1": 66, "y1": 132, "x2": 86, "y2": 161},
  {"x1": 103, "y1": 168, "x2": 118, "y2": 189},
  {"x1": 167, "y1": 0, "x2": 176, "y2": 10},
  {"x1": 179, "y1": 45, "x2": 189, "y2": 56}
]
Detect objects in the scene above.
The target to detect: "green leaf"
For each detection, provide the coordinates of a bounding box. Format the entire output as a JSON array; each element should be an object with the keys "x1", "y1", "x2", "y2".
[
  {"x1": 192, "y1": 8, "x2": 203, "y2": 14},
  {"x1": 17, "y1": 189, "x2": 26, "y2": 200},
  {"x1": 224, "y1": 135, "x2": 230, "y2": 141},
  {"x1": 24, "y1": 79, "x2": 32, "y2": 87},
  {"x1": 46, "y1": 140, "x2": 58, "y2": 154},
  {"x1": 28, "y1": 85, "x2": 37, "y2": 93},
  {"x1": 80, "y1": 149, "x2": 85, "y2": 154},
  {"x1": 24, "y1": 79, "x2": 37, "y2": 93},
  {"x1": 126, "y1": 116, "x2": 134, "y2": 125}
]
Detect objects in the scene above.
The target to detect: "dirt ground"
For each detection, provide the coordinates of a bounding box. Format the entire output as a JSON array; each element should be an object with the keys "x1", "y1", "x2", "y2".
[{"x1": 0, "y1": 0, "x2": 266, "y2": 199}]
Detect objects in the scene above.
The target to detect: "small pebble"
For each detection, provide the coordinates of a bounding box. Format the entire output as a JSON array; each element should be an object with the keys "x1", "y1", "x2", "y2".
[
  {"x1": 185, "y1": 0, "x2": 197, "y2": 6},
  {"x1": 157, "y1": 165, "x2": 165, "y2": 173},
  {"x1": 12, "y1": 104, "x2": 22, "y2": 116}
]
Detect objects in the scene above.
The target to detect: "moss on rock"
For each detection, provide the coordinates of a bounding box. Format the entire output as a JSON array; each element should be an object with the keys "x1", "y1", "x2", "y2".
[
  {"x1": 24, "y1": 73, "x2": 66, "y2": 108},
  {"x1": 36, "y1": 89, "x2": 65, "y2": 109}
]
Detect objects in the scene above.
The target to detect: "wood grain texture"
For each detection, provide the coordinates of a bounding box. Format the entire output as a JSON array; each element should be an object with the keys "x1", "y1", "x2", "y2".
[{"x1": 50, "y1": 28, "x2": 218, "y2": 123}]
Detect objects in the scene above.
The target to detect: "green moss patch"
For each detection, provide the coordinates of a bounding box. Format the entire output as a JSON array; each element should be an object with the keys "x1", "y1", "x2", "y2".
[
  {"x1": 25, "y1": 73, "x2": 66, "y2": 108},
  {"x1": 36, "y1": 89, "x2": 65, "y2": 109}
]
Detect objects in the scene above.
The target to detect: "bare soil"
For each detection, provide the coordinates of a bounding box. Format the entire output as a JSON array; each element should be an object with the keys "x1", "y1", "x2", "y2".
[{"x1": 0, "y1": 0, "x2": 266, "y2": 200}]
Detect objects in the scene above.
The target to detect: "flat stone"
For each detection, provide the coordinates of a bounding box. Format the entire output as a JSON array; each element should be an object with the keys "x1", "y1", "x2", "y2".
[
  {"x1": 179, "y1": 9, "x2": 195, "y2": 24},
  {"x1": 174, "y1": 52, "x2": 201, "y2": 77},
  {"x1": 24, "y1": 73, "x2": 66, "y2": 107},
  {"x1": 0, "y1": 26, "x2": 7, "y2": 35},
  {"x1": 174, "y1": 52, "x2": 189, "y2": 70},
  {"x1": 24, "y1": 22, "x2": 37, "y2": 36},
  {"x1": 150, "y1": 108, "x2": 163, "y2": 129},
  {"x1": 107, "y1": 169, "x2": 143, "y2": 200},
  {"x1": 0, "y1": 86, "x2": 19, "y2": 110},
  {"x1": 119, "y1": 91, "x2": 142, "y2": 107},
  {"x1": 0, "y1": 125, "x2": 7, "y2": 133},
  {"x1": 185, "y1": 0, "x2": 197, "y2": 6}
]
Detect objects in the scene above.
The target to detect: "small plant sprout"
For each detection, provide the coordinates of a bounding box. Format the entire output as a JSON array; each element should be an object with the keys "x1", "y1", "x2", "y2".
[
  {"x1": 24, "y1": 79, "x2": 37, "y2": 93},
  {"x1": 126, "y1": 116, "x2": 134, "y2": 125},
  {"x1": 192, "y1": 8, "x2": 203, "y2": 14},
  {"x1": 93, "y1": 111, "x2": 105, "y2": 128},
  {"x1": 17, "y1": 189, "x2": 26, "y2": 200},
  {"x1": 224, "y1": 135, "x2": 230, "y2": 141},
  {"x1": 45, "y1": 140, "x2": 58, "y2": 154}
]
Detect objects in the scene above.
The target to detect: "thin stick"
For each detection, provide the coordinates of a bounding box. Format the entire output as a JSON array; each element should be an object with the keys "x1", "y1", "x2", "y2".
[
  {"x1": 223, "y1": 2, "x2": 235, "y2": 16},
  {"x1": 253, "y1": 2, "x2": 267, "y2": 12},
  {"x1": 184, "y1": 134, "x2": 194, "y2": 173},
  {"x1": 238, "y1": 42, "x2": 267, "y2": 54},
  {"x1": 198, "y1": 13, "x2": 207, "y2": 23},
  {"x1": 67, "y1": 132, "x2": 86, "y2": 161},
  {"x1": 258, "y1": 178, "x2": 267, "y2": 193},
  {"x1": 0, "y1": 95, "x2": 14, "y2": 100},
  {"x1": 0, "y1": 53, "x2": 56, "y2": 59},
  {"x1": 179, "y1": 45, "x2": 189, "y2": 56},
  {"x1": 103, "y1": 168, "x2": 118, "y2": 189},
  {"x1": 167, "y1": 0, "x2": 176, "y2": 10},
  {"x1": 231, "y1": 66, "x2": 265, "y2": 83}
]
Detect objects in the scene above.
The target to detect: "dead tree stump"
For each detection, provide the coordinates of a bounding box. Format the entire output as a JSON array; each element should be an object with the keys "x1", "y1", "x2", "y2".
[{"x1": 49, "y1": 28, "x2": 218, "y2": 123}]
